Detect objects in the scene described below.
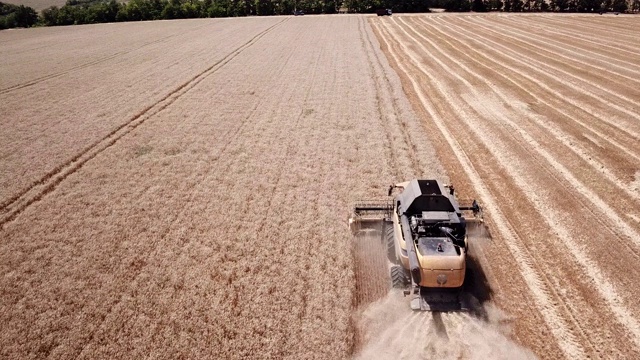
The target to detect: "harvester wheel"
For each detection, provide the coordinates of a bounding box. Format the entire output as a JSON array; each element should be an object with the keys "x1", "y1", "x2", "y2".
[
  {"x1": 384, "y1": 222, "x2": 397, "y2": 264},
  {"x1": 390, "y1": 265, "x2": 410, "y2": 288}
]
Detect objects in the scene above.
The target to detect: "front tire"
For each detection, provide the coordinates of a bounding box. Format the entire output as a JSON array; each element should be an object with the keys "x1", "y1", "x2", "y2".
[{"x1": 383, "y1": 221, "x2": 397, "y2": 264}]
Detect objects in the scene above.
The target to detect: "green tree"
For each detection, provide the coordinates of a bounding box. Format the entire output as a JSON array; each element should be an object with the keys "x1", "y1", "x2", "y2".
[
  {"x1": 611, "y1": 0, "x2": 626, "y2": 11},
  {"x1": 576, "y1": 0, "x2": 600, "y2": 11},
  {"x1": 323, "y1": 0, "x2": 337, "y2": 13},
  {"x1": 95, "y1": 0, "x2": 121, "y2": 22},
  {"x1": 180, "y1": 0, "x2": 202, "y2": 17},
  {"x1": 14, "y1": 5, "x2": 38, "y2": 26},
  {"x1": 254, "y1": 0, "x2": 273, "y2": 15},
  {"x1": 550, "y1": 0, "x2": 569, "y2": 10},
  {"x1": 443, "y1": 0, "x2": 471, "y2": 11},
  {"x1": 472, "y1": 0, "x2": 487, "y2": 10},
  {"x1": 1, "y1": 2, "x2": 38, "y2": 29},
  {"x1": 207, "y1": 0, "x2": 229, "y2": 16},
  {"x1": 55, "y1": 5, "x2": 76, "y2": 24},
  {"x1": 161, "y1": 0, "x2": 184, "y2": 18},
  {"x1": 225, "y1": 0, "x2": 245, "y2": 15},
  {"x1": 41, "y1": 6, "x2": 60, "y2": 25},
  {"x1": 505, "y1": 0, "x2": 523, "y2": 10},
  {"x1": 487, "y1": 0, "x2": 503, "y2": 9}
]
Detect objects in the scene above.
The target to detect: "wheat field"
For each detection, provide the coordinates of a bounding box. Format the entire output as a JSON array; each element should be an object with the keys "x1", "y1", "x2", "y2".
[
  {"x1": 2, "y1": 13, "x2": 640, "y2": 360},
  {"x1": 1, "y1": 16, "x2": 444, "y2": 359}
]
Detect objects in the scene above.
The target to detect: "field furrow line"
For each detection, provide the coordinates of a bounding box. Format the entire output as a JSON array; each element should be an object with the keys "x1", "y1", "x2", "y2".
[
  {"x1": 358, "y1": 17, "x2": 421, "y2": 178},
  {"x1": 403, "y1": 16, "x2": 640, "y2": 250},
  {"x1": 527, "y1": 17, "x2": 640, "y2": 56},
  {"x1": 460, "y1": 17, "x2": 640, "y2": 113},
  {"x1": 444, "y1": 17, "x2": 640, "y2": 143},
  {"x1": 539, "y1": 16, "x2": 640, "y2": 51},
  {"x1": 376, "y1": 19, "x2": 586, "y2": 359},
  {"x1": 477, "y1": 16, "x2": 640, "y2": 77},
  {"x1": 585, "y1": 15, "x2": 640, "y2": 26},
  {"x1": 475, "y1": 90, "x2": 640, "y2": 350},
  {"x1": 506, "y1": 145, "x2": 640, "y2": 349},
  {"x1": 0, "y1": 25, "x2": 211, "y2": 94},
  {"x1": 74, "y1": 28, "x2": 303, "y2": 356},
  {"x1": 476, "y1": 106, "x2": 640, "y2": 350},
  {"x1": 499, "y1": 16, "x2": 640, "y2": 70},
  {"x1": 0, "y1": 18, "x2": 288, "y2": 230},
  {"x1": 389, "y1": 19, "x2": 611, "y2": 356},
  {"x1": 391, "y1": 16, "x2": 640, "y2": 352},
  {"x1": 424, "y1": 17, "x2": 640, "y2": 167},
  {"x1": 560, "y1": 16, "x2": 640, "y2": 42},
  {"x1": 254, "y1": 33, "x2": 323, "y2": 237},
  {"x1": 415, "y1": 19, "x2": 640, "y2": 262},
  {"x1": 566, "y1": 15, "x2": 640, "y2": 31},
  {"x1": 415, "y1": 18, "x2": 640, "y2": 208},
  {"x1": 0, "y1": 51, "x2": 128, "y2": 94},
  {"x1": 533, "y1": 116, "x2": 640, "y2": 201},
  {"x1": 75, "y1": 98, "x2": 264, "y2": 358},
  {"x1": 357, "y1": 17, "x2": 401, "y2": 179}
]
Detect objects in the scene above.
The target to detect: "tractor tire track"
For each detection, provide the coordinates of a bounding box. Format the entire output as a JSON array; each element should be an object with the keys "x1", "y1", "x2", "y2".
[
  {"x1": 357, "y1": 17, "x2": 401, "y2": 179},
  {"x1": 1, "y1": 51, "x2": 129, "y2": 94},
  {"x1": 357, "y1": 17, "x2": 421, "y2": 179},
  {"x1": 0, "y1": 18, "x2": 288, "y2": 230},
  {"x1": 73, "y1": 19, "x2": 299, "y2": 358},
  {"x1": 0, "y1": 23, "x2": 212, "y2": 94},
  {"x1": 254, "y1": 25, "x2": 324, "y2": 237}
]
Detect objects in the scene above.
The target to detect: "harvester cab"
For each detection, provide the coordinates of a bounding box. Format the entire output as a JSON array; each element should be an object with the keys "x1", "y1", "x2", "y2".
[{"x1": 349, "y1": 179, "x2": 484, "y2": 312}]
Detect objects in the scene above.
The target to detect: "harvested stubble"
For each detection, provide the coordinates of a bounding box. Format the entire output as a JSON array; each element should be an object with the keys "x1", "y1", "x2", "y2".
[{"x1": 371, "y1": 12, "x2": 640, "y2": 359}]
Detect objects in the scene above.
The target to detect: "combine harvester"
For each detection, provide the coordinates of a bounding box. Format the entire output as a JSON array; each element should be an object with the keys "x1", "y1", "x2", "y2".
[{"x1": 349, "y1": 179, "x2": 484, "y2": 311}]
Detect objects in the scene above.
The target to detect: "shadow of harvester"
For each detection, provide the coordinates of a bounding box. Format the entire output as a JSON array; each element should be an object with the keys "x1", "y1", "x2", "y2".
[{"x1": 462, "y1": 238, "x2": 494, "y2": 320}]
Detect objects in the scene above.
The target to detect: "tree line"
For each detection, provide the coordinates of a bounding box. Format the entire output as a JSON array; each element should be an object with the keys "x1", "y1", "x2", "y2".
[
  {"x1": 1, "y1": 2, "x2": 38, "y2": 28},
  {"x1": 432, "y1": 0, "x2": 633, "y2": 11},
  {"x1": 1, "y1": 0, "x2": 638, "y2": 30}
]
